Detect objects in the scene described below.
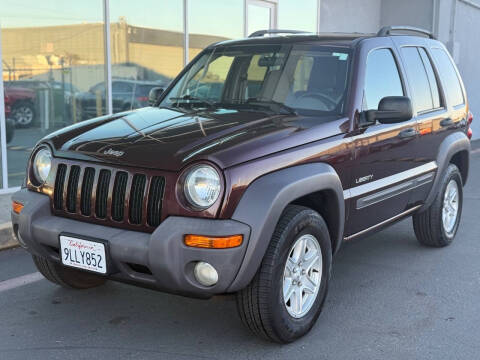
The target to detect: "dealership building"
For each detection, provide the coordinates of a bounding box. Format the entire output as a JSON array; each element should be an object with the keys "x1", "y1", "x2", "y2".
[{"x1": 0, "y1": 0, "x2": 478, "y2": 193}]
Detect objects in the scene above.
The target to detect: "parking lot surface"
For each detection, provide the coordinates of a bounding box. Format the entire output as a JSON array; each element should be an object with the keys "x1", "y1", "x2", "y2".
[{"x1": 0, "y1": 145, "x2": 479, "y2": 360}]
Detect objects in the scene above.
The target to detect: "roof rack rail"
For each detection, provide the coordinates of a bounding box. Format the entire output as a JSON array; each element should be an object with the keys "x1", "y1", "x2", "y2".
[
  {"x1": 248, "y1": 29, "x2": 309, "y2": 38},
  {"x1": 377, "y1": 26, "x2": 435, "y2": 39}
]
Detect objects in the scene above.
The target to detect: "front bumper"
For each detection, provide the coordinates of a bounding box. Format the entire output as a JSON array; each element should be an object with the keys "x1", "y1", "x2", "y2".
[{"x1": 11, "y1": 189, "x2": 251, "y2": 298}]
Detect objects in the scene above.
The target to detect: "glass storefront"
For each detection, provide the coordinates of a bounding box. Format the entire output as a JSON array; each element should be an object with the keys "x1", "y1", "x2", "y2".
[
  {"x1": 188, "y1": 0, "x2": 244, "y2": 61},
  {"x1": 0, "y1": 0, "x2": 320, "y2": 191},
  {"x1": 109, "y1": 0, "x2": 183, "y2": 110},
  {"x1": 1, "y1": 0, "x2": 106, "y2": 187},
  {"x1": 278, "y1": 0, "x2": 318, "y2": 32}
]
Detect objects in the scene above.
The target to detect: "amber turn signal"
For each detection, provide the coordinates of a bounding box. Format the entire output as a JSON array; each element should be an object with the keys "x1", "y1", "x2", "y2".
[
  {"x1": 184, "y1": 234, "x2": 243, "y2": 249},
  {"x1": 12, "y1": 201, "x2": 24, "y2": 214}
]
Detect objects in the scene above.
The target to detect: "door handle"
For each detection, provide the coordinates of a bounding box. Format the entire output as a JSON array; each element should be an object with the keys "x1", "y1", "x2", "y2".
[
  {"x1": 399, "y1": 128, "x2": 418, "y2": 139},
  {"x1": 440, "y1": 118, "x2": 454, "y2": 127}
]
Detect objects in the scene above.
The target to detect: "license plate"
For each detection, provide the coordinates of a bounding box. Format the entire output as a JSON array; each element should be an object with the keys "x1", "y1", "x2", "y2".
[{"x1": 60, "y1": 235, "x2": 107, "y2": 274}]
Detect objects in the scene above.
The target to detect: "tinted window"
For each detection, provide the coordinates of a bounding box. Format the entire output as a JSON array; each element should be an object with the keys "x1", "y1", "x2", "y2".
[
  {"x1": 431, "y1": 48, "x2": 464, "y2": 106},
  {"x1": 161, "y1": 45, "x2": 351, "y2": 115},
  {"x1": 364, "y1": 49, "x2": 404, "y2": 110},
  {"x1": 112, "y1": 82, "x2": 133, "y2": 93},
  {"x1": 418, "y1": 48, "x2": 441, "y2": 109},
  {"x1": 401, "y1": 47, "x2": 437, "y2": 112}
]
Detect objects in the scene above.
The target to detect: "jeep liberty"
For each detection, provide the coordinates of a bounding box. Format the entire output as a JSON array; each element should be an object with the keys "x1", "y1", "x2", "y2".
[{"x1": 12, "y1": 26, "x2": 473, "y2": 343}]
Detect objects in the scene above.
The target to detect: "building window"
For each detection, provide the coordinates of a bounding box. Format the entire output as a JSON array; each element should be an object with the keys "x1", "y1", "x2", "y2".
[{"x1": 1, "y1": 0, "x2": 106, "y2": 187}]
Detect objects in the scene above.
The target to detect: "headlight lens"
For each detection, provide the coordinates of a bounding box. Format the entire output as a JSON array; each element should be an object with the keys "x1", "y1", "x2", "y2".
[
  {"x1": 184, "y1": 165, "x2": 221, "y2": 209},
  {"x1": 32, "y1": 147, "x2": 52, "y2": 184}
]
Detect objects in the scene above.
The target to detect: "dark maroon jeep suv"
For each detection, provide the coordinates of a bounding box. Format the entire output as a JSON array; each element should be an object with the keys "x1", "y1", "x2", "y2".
[{"x1": 12, "y1": 26, "x2": 473, "y2": 343}]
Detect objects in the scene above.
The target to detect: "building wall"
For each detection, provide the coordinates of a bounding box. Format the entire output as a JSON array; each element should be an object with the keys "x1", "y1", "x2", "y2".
[
  {"x1": 320, "y1": 0, "x2": 382, "y2": 33},
  {"x1": 381, "y1": 0, "x2": 434, "y2": 30},
  {"x1": 450, "y1": 0, "x2": 480, "y2": 139}
]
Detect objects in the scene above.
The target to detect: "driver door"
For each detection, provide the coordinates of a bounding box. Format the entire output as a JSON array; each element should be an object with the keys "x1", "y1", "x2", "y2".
[{"x1": 344, "y1": 46, "x2": 419, "y2": 237}]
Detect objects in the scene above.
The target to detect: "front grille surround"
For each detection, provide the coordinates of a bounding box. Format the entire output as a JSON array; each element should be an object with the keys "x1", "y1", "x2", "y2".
[{"x1": 51, "y1": 160, "x2": 166, "y2": 232}]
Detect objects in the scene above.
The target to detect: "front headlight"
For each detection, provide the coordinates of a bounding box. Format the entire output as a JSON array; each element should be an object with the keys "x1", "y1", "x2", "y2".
[
  {"x1": 32, "y1": 147, "x2": 52, "y2": 184},
  {"x1": 184, "y1": 165, "x2": 221, "y2": 209}
]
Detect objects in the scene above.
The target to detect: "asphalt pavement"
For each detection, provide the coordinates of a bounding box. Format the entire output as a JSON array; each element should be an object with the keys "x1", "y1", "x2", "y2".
[{"x1": 0, "y1": 145, "x2": 479, "y2": 360}]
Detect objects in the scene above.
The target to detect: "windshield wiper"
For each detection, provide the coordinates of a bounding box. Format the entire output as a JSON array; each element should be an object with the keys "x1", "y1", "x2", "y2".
[
  {"x1": 170, "y1": 95, "x2": 216, "y2": 109},
  {"x1": 245, "y1": 99, "x2": 297, "y2": 115}
]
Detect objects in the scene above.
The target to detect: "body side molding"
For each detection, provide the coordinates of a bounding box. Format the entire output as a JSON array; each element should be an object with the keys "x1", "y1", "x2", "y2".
[{"x1": 228, "y1": 163, "x2": 344, "y2": 292}]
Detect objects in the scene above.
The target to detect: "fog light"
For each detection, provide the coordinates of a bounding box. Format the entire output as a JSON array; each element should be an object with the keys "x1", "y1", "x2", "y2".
[{"x1": 194, "y1": 262, "x2": 218, "y2": 287}]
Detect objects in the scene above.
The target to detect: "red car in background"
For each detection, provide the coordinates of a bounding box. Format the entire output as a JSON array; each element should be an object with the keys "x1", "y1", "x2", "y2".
[
  {"x1": 4, "y1": 86, "x2": 36, "y2": 127},
  {"x1": 3, "y1": 94, "x2": 15, "y2": 143}
]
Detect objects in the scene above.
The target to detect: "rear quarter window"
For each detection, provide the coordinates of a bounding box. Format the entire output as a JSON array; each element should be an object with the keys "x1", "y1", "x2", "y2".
[{"x1": 431, "y1": 48, "x2": 464, "y2": 107}]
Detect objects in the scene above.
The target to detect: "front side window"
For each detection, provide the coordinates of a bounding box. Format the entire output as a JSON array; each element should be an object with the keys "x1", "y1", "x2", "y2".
[
  {"x1": 160, "y1": 44, "x2": 351, "y2": 116},
  {"x1": 431, "y1": 48, "x2": 464, "y2": 107},
  {"x1": 363, "y1": 48, "x2": 404, "y2": 111}
]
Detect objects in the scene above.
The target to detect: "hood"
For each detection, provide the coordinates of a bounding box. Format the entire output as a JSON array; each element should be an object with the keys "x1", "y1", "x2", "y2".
[{"x1": 44, "y1": 107, "x2": 348, "y2": 171}]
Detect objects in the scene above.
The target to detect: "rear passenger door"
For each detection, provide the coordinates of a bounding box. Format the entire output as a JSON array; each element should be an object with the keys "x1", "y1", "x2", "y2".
[
  {"x1": 393, "y1": 39, "x2": 468, "y2": 206},
  {"x1": 396, "y1": 44, "x2": 447, "y2": 206},
  {"x1": 345, "y1": 44, "x2": 419, "y2": 237}
]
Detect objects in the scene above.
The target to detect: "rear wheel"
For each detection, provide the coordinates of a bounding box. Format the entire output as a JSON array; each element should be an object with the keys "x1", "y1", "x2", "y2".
[
  {"x1": 413, "y1": 164, "x2": 463, "y2": 247},
  {"x1": 12, "y1": 101, "x2": 35, "y2": 127},
  {"x1": 32, "y1": 255, "x2": 106, "y2": 289},
  {"x1": 236, "y1": 205, "x2": 332, "y2": 343}
]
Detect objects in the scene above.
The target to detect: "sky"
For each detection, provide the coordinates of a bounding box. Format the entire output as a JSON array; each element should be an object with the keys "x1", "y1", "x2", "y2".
[{"x1": 0, "y1": 0, "x2": 316, "y2": 37}]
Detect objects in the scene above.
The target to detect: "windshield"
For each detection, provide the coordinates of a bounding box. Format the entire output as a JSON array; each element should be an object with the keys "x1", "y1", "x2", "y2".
[{"x1": 160, "y1": 44, "x2": 351, "y2": 116}]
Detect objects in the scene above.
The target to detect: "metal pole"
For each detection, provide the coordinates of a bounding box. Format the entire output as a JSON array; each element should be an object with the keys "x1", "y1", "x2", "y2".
[
  {"x1": 317, "y1": 0, "x2": 322, "y2": 33},
  {"x1": 103, "y1": 0, "x2": 113, "y2": 115},
  {"x1": 183, "y1": 0, "x2": 189, "y2": 67},
  {"x1": 0, "y1": 24, "x2": 9, "y2": 190}
]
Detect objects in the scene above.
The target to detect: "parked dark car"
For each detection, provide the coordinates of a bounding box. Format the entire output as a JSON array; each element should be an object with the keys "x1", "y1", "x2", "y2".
[
  {"x1": 4, "y1": 85, "x2": 36, "y2": 128},
  {"x1": 74, "y1": 79, "x2": 164, "y2": 121},
  {"x1": 12, "y1": 26, "x2": 473, "y2": 343}
]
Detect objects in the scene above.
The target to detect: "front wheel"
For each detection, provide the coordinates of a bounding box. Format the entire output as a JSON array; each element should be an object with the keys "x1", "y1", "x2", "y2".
[
  {"x1": 236, "y1": 205, "x2": 332, "y2": 343},
  {"x1": 32, "y1": 255, "x2": 106, "y2": 289},
  {"x1": 413, "y1": 164, "x2": 463, "y2": 247}
]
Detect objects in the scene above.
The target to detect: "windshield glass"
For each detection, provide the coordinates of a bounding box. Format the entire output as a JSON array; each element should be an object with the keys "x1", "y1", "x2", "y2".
[{"x1": 160, "y1": 44, "x2": 351, "y2": 115}]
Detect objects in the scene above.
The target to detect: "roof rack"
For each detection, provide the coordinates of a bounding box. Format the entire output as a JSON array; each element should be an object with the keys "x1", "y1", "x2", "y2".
[
  {"x1": 377, "y1": 26, "x2": 435, "y2": 39},
  {"x1": 248, "y1": 29, "x2": 310, "y2": 38}
]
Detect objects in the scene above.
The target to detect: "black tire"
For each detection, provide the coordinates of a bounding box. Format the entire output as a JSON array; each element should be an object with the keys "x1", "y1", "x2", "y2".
[
  {"x1": 32, "y1": 255, "x2": 106, "y2": 289},
  {"x1": 5, "y1": 118, "x2": 15, "y2": 143},
  {"x1": 413, "y1": 164, "x2": 463, "y2": 247},
  {"x1": 12, "y1": 101, "x2": 36, "y2": 128},
  {"x1": 236, "y1": 205, "x2": 332, "y2": 343}
]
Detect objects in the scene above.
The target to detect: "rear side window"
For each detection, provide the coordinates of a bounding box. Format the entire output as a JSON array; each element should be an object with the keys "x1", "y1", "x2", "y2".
[
  {"x1": 418, "y1": 48, "x2": 441, "y2": 109},
  {"x1": 431, "y1": 48, "x2": 464, "y2": 106},
  {"x1": 401, "y1": 47, "x2": 441, "y2": 113},
  {"x1": 363, "y1": 49, "x2": 404, "y2": 110}
]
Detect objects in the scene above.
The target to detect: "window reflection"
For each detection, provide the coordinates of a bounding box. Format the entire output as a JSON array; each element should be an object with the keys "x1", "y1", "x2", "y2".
[
  {"x1": 110, "y1": 1, "x2": 183, "y2": 112},
  {"x1": 188, "y1": 0, "x2": 243, "y2": 61},
  {"x1": 1, "y1": 0, "x2": 106, "y2": 187},
  {"x1": 278, "y1": 0, "x2": 317, "y2": 32}
]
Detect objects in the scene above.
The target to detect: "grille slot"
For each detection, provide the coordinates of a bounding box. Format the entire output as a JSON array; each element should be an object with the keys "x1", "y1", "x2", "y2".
[
  {"x1": 80, "y1": 168, "x2": 95, "y2": 216},
  {"x1": 147, "y1": 176, "x2": 165, "y2": 227},
  {"x1": 129, "y1": 174, "x2": 147, "y2": 225},
  {"x1": 51, "y1": 162, "x2": 165, "y2": 231},
  {"x1": 112, "y1": 171, "x2": 128, "y2": 221},
  {"x1": 66, "y1": 166, "x2": 81, "y2": 213},
  {"x1": 54, "y1": 164, "x2": 67, "y2": 210},
  {"x1": 95, "y1": 170, "x2": 111, "y2": 219}
]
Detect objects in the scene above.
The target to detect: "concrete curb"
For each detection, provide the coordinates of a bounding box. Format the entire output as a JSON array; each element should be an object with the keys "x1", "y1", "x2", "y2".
[{"x1": 0, "y1": 222, "x2": 18, "y2": 251}]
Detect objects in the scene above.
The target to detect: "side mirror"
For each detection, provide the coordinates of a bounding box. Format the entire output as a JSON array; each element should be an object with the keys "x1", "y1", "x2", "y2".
[
  {"x1": 148, "y1": 87, "x2": 164, "y2": 106},
  {"x1": 363, "y1": 96, "x2": 413, "y2": 125}
]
